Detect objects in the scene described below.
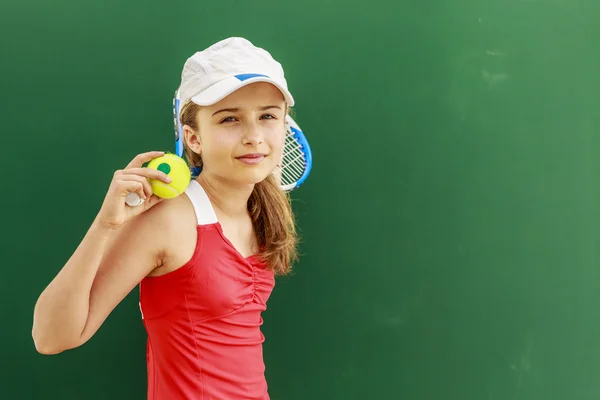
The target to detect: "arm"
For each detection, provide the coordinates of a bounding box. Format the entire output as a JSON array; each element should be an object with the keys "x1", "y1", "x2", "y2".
[
  {"x1": 81, "y1": 205, "x2": 169, "y2": 345},
  {"x1": 32, "y1": 219, "x2": 117, "y2": 354},
  {"x1": 32, "y1": 151, "x2": 170, "y2": 354}
]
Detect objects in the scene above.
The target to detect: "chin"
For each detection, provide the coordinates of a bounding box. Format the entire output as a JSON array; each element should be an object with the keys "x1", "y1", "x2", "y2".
[
  {"x1": 234, "y1": 163, "x2": 276, "y2": 185},
  {"x1": 245, "y1": 171, "x2": 273, "y2": 185}
]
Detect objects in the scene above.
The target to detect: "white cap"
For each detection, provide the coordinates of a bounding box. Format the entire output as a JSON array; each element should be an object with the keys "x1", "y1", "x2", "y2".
[{"x1": 178, "y1": 37, "x2": 295, "y2": 107}]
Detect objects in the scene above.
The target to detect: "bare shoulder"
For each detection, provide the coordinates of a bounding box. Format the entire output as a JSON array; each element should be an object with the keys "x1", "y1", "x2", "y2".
[
  {"x1": 102, "y1": 193, "x2": 197, "y2": 274},
  {"x1": 142, "y1": 193, "x2": 199, "y2": 277}
]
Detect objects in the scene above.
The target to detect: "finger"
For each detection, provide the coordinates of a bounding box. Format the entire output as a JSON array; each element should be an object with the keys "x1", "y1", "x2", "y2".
[
  {"x1": 118, "y1": 173, "x2": 153, "y2": 199},
  {"x1": 119, "y1": 181, "x2": 146, "y2": 201},
  {"x1": 125, "y1": 151, "x2": 165, "y2": 169},
  {"x1": 122, "y1": 167, "x2": 173, "y2": 184}
]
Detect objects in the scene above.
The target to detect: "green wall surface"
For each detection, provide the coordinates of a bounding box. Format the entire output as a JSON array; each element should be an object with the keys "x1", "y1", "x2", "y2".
[{"x1": 2, "y1": 0, "x2": 599, "y2": 398}]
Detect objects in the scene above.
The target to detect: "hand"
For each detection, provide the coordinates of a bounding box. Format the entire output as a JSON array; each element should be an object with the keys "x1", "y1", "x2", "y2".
[{"x1": 96, "y1": 151, "x2": 172, "y2": 229}]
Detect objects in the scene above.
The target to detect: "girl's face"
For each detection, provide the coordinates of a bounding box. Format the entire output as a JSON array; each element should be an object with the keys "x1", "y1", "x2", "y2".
[{"x1": 184, "y1": 82, "x2": 287, "y2": 187}]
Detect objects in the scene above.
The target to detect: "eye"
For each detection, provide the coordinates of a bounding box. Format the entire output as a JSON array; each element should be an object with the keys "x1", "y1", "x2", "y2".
[
  {"x1": 261, "y1": 114, "x2": 276, "y2": 120},
  {"x1": 220, "y1": 116, "x2": 238, "y2": 123}
]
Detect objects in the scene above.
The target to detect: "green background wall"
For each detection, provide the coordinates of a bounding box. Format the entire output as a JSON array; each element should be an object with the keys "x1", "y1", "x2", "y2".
[{"x1": 2, "y1": 0, "x2": 600, "y2": 399}]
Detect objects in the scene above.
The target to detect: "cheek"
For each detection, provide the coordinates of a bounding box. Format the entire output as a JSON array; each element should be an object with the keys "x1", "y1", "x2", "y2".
[
  {"x1": 214, "y1": 132, "x2": 233, "y2": 146},
  {"x1": 200, "y1": 133, "x2": 236, "y2": 167},
  {"x1": 268, "y1": 128, "x2": 286, "y2": 155}
]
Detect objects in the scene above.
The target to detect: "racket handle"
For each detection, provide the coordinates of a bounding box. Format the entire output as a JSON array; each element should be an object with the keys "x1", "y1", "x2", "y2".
[{"x1": 125, "y1": 193, "x2": 145, "y2": 207}]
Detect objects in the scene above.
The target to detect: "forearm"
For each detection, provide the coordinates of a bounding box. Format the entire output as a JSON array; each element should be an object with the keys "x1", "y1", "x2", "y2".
[{"x1": 32, "y1": 219, "x2": 117, "y2": 353}]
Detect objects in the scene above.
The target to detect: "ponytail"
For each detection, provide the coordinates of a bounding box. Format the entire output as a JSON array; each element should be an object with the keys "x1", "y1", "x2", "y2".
[{"x1": 248, "y1": 174, "x2": 298, "y2": 275}]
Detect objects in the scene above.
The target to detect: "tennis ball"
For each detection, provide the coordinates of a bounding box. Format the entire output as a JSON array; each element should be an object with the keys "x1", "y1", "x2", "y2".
[{"x1": 147, "y1": 153, "x2": 191, "y2": 199}]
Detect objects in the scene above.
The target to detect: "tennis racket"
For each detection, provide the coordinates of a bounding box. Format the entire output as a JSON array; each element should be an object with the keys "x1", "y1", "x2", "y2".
[{"x1": 125, "y1": 88, "x2": 312, "y2": 207}]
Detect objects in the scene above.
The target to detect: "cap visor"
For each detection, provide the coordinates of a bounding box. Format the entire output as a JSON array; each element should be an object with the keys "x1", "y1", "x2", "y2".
[{"x1": 190, "y1": 76, "x2": 295, "y2": 107}]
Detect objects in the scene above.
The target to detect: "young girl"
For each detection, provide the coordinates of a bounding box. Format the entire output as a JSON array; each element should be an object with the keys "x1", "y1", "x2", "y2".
[{"x1": 32, "y1": 37, "x2": 299, "y2": 400}]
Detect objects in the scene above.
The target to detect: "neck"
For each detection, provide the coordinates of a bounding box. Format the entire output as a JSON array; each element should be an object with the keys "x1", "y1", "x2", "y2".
[{"x1": 197, "y1": 173, "x2": 254, "y2": 218}]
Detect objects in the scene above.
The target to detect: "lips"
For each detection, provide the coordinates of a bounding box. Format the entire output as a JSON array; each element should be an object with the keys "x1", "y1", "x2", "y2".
[{"x1": 236, "y1": 153, "x2": 266, "y2": 165}]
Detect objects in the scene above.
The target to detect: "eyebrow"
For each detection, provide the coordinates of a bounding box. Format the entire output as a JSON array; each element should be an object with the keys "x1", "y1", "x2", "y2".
[{"x1": 211, "y1": 105, "x2": 282, "y2": 117}]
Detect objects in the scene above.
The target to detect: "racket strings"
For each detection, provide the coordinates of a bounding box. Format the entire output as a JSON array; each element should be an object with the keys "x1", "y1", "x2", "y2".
[
  {"x1": 273, "y1": 130, "x2": 307, "y2": 186},
  {"x1": 283, "y1": 156, "x2": 305, "y2": 177}
]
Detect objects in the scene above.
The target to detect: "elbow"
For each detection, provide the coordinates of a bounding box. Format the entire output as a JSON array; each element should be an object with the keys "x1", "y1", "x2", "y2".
[
  {"x1": 32, "y1": 333, "x2": 62, "y2": 355},
  {"x1": 34, "y1": 340, "x2": 63, "y2": 355},
  {"x1": 31, "y1": 327, "x2": 79, "y2": 355}
]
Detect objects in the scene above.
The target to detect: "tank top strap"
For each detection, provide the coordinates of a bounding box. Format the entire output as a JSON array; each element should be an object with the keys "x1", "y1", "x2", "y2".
[{"x1": 184, "y1": 180, "x2": 218, "y2": 226}]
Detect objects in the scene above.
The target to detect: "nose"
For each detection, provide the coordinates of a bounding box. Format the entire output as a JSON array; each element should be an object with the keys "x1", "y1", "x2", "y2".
[{"x1": 241, "y1": 119, "x2": 264, "y2": 146}]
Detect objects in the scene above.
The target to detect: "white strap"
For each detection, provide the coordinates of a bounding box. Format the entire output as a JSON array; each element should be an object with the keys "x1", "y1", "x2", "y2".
[{"x1": 184, "y1": 180, "x2": 218, "y2": 226}]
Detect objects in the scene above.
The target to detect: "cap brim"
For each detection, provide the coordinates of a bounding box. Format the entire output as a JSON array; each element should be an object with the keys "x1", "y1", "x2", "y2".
[{"x1": 190, "y1": 75, "x2": 295, "y2": 107}]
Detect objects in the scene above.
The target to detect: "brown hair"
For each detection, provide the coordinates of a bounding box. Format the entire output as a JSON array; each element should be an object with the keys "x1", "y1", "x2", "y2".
[{"x1": 179, "y1": 101, "x2": 298, "y2": 275}]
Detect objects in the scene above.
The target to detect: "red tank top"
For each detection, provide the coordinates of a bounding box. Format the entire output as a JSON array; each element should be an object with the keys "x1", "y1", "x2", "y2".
[{"x1": 139, "y1": 180, "x2": 275, "y2": 400}]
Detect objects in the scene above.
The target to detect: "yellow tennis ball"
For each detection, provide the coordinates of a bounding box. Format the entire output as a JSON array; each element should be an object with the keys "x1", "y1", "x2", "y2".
[{"x1": 147, "y1": 153, "x2": 191, "y2": 199}]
